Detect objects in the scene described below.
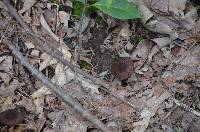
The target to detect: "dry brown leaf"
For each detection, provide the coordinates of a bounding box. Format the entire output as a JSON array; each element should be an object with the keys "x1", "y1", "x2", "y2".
[
  {"x1": 64, "y1": 81, "x2": 87, "y2": 100},
  {"x1": 151, "y1": 37, "x2": 172, "y2": 48},
  {"x1": 18, "y1": 0, "x2": 36, "y2": 14},
  {"x1": 131, "y1": 39, "x2": 153, "y2": 61},
  {"x1": 33, "y1": 97, "x2": 45, "y2": 116},
  {"x1": 40, "y1": 14, "x2": 59, "y2": 42},
  {"x1": 162, "y1": 75, "x2": 177, "y2": 88},
  {"x1": 153, "y1": 82, "x2": 164, "y2": 97},
  {"x1": 163, "y1": 45, "x2": 200, "y2": 80},
  {"x1": 138, "y1": 4, "x2": 153, "y2": 24},
  {"x1": 0, "y1": 79, "x2": 20, "y2": 97},
  {"x1": 30, "y1": 49, "x2": 40, "y2": 57},
  {"x1": 24, "y1": 42, "x2": 35, "y2": 49},
  {"x1": 0, "y1": 56, "x2": 13, "y2": 72},
  {"x1": 0, "y1": 97, "x2": 15, "y2": 111},
  {"x1": 59, "y1": 11, "x2": 70, "y2": 29},
  {"x1": 15, "y1": 98, "x2": 36, "y2": 113},
  {"x1": 169, "y1": 0, "x2": 187, "y2": 17}
]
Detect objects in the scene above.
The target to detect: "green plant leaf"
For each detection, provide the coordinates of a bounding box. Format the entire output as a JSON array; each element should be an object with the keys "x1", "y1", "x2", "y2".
[
  {"x1": 72, "y1": 1, "x2": 84, "y2": 19},
  {"x1": 75, "y1": 0, "x2": 85, "y2": 4},
  {"x1": 93, "y1": 0, "x2": 141, "y2": 20}
]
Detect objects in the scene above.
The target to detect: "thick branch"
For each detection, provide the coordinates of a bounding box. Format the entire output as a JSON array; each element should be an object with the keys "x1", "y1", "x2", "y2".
[{"x1": 2, "y1": 39, "x2": 110, "y2": 132}]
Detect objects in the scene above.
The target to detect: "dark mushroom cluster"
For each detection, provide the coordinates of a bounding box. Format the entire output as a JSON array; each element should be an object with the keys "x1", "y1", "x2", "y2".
[
  {"x1": 111, "y1": 58, "x2": 134, "y2": 81},
  {"x1": 0, "y1": 109, "x2": 24, "y2": 126}
]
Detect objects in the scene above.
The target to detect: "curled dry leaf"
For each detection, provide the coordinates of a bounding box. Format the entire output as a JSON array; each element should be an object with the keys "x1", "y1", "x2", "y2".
[
  {"x1": 131, "y1": 39, "x2": 154, "y2": 71},
  {"x1": 147, "y1": 37, "x2": 172, "y2": 63},
  {"x1": 147, "y1": 20, "x2": 178, "y2": 38},
  {"x1": 40, "y1": 14, "x2": 59, "y2": 42},
  {"x1": 39, "y1": 53, "x2": 57, "y2": 71},
  {"x1": 31, "y1": 85, "x2": 52, "y2": 98},
  {"x1": 137, "y1": 4, "x2": 153, "y2": 24},
  {"x1": 131, "y1": 39, "x2": 154, "y2": 60},
  {"x1": 104, "y1": 22, "x2": 132, "y2": 57}
]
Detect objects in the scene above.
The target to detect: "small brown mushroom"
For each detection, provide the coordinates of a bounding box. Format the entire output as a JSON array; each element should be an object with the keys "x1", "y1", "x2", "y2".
[
  {"x1": 0, "y1": 109, "x2": 24, "y2": 126},
  {"x1": 111, "y1": 58, "x2": 134, "y2": 80}
]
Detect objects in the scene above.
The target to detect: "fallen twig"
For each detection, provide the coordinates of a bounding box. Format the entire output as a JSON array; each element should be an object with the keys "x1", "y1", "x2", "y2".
[
  {"x1": 2, "y1": 39, "x2": 110, "y2": 132},
  {"x1": 160, "y1": 79, "x2": 200, "y2": 117},
  {"x1": 171, "y1": 98, "x2": 200, "y2": 117}
]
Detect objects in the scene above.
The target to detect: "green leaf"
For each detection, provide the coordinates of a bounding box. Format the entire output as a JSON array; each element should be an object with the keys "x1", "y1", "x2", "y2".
[
  {"x1": 72, "y1": 1, "x2": 84, "y2": 19},
  {"x1": 75, "y1": 0, "x2": 85, "y2": 4},
  {"x1": 93, "y1": 0, "x2": 141, "y2": 20}
]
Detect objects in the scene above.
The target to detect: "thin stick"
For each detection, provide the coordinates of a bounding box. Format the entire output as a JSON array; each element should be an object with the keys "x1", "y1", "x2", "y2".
[
  {"x1": 160, "y1": 79, "x2": 200, "y2": 117},
  {"x1": 2, "y1": 39, "x2": 110, "y2": 132},
  {"x1": 171, "y1": 98, "x2": 200, "y2": 117}
]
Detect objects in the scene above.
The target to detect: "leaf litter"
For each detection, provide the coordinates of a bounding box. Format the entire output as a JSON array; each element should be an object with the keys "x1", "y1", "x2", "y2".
[{"x1": 0, "y1": 0, "x2": 200, "y2": 131}]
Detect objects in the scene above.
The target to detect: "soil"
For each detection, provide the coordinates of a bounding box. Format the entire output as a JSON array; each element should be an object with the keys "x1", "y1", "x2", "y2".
[{"x1": 83, "y1": 21, "x2": 113, "y2": 75}]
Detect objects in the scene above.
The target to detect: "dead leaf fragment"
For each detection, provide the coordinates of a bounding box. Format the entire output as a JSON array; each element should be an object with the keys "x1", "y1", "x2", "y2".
[
  {"x1": 131, "y1": 39, "x2": 153, "y2": 60},
  {"x1": 59, "y1": 11, "x2": 70, "y2": 29},
  {"x1": 40, "y1": 14, "x2": 59, "y2": 42},
  {"x1": 18, "y1": 0, "x2": 36, "y2": 14},
  {"x1": 0, "y1": 79, "x2": 20, "y2": 97},
  {"x1": 25, "y1": 42, "x2": 35, "y2": 49},
  {"x1": 151, "y1": 37, "x2": 172, "y2": 48},
  {"x1": 169, "y1": 0, "x2": 187, "y2": 17}
]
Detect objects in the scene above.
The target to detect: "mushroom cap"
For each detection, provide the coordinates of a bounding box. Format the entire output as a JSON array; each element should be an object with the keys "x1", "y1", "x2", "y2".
[
  {"x1": 0, "y1": 109, "x2": 24, "y2": 126},
  {"x1": 111, "y1": 58, "x2": 134, "y2": 80}
]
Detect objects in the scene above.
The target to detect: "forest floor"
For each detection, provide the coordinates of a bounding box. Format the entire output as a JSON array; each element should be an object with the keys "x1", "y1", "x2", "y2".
[{"x1": 0, "y1": 0, "x2": 200, "y2": 132}]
